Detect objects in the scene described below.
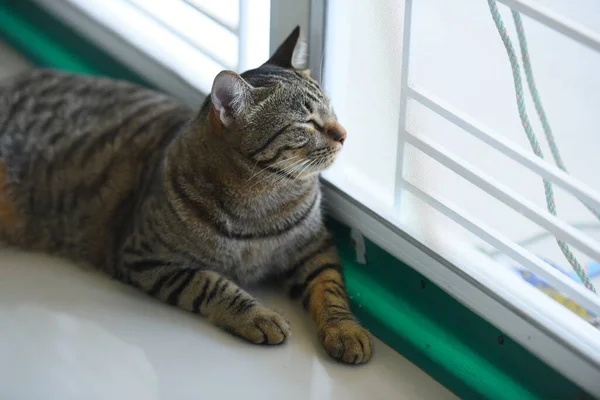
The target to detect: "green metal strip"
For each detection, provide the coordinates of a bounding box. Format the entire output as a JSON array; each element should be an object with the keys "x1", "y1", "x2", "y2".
[
  {"x1": 0, "y1": 0, "x2": 149, "y2": 85},
  {"x1": 330, "y1": 220, "x2": 593, "y2": 400},
  {"x1": 345, "y1": 266, "x2": 535, "y2": 400},
  {"x1": 0, "y1": 1, "x2": 594, "y2": 399}
]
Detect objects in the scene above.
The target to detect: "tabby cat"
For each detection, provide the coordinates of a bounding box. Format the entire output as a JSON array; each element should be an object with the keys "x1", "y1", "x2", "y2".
[{"x1": 0, "y1": 27, "x2": 373, "y2": 364}]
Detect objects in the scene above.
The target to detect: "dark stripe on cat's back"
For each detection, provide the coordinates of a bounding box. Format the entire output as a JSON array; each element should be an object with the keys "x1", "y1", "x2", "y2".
[
  {"x1": 2, "y1": 95, "x2": 30, "y2": 128},
  {"x1": 37, "y1": 76, "x2": 77, "y2": 97},
  {"x1": 62, "y1": 99, "x2": 168, "y2": 166},
  {"x1": 79, "y1": 104, "x2": 177, "y2": 166},
  {"x1": 53, "y1": 104, "x2": 175, "y2": 216}
]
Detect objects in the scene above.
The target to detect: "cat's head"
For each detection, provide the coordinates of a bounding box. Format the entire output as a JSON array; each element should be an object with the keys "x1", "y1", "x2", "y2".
[{"x1": 208, "y1": 26, "x2": 346, "y2": 179}]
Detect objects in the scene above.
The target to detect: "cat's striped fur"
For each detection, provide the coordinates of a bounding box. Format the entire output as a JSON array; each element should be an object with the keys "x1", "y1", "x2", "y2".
[{"x1": 0, "y1": 27, "x2": 372, "y2": 364}]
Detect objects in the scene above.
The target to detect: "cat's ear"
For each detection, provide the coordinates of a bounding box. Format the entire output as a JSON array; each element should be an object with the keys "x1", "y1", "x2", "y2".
[
  {"x1": 210, "y1": 71, "x2": 251, "y2": 128},
  {"x1": 265, "y1": 26, "x2": 309, "y2": 70}
]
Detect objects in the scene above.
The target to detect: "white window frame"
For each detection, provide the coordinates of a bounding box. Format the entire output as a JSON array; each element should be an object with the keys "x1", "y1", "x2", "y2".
[{"x1": 29, "y1": 0, "x2": 600, "y2": 396}]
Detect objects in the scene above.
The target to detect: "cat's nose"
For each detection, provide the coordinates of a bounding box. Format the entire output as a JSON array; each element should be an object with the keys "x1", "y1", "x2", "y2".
[{"x1": 324, "y1": 121, "x2": 347, "y2": 145}]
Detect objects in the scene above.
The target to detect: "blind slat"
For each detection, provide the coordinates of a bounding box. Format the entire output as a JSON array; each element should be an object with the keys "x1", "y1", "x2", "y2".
[
  {"x1": 184, "y1": 0, "x2": 239, "y2": 33},
  {"x1": 66, "y1": 0, "x2": 225, "y2": 93},
  {"x1": 126, "y1": 0, "x2": 238, "y2": 69}
]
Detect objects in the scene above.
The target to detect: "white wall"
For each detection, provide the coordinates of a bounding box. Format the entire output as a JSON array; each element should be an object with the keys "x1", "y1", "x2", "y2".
[{"x1": 324, "y1": 0, "x2": 600, "y2": 271}]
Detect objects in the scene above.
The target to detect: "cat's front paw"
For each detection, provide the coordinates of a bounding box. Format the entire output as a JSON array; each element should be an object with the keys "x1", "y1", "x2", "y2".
[
  {"x1": 230, "y1": 306, "x2": 291, "y2": 345},
  {"x1": 319, "y1": 320, "x2": 373, "y2": 364}
]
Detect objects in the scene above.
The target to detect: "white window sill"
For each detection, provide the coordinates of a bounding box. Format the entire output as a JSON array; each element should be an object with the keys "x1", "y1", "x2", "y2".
[{"x1": 0, "y1": 248, "x2": 456, "y2": 400}]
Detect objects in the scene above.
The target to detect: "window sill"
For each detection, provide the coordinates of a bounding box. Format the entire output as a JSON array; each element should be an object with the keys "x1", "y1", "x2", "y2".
[{"x1": 0, "y1": 247, "x2": 455, "y2": 400}]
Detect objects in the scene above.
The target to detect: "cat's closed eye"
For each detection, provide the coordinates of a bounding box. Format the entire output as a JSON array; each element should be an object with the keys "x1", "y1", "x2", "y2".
[{"x1": 307, "y1": 119, "x2": 324, "y2": 132}]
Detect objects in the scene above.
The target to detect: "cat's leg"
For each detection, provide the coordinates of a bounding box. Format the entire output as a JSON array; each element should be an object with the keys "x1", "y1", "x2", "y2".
[
  {"x1": 127, "y1": 265, "x2": 291, "y2": 344},
  {"x1": 286, "y1": 232, "x2": 373, "y2": 364}
]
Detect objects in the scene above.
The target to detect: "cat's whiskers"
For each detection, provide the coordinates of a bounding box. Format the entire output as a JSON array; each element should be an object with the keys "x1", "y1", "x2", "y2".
[
  {"x1": 249, "y1": 158, "x2": 260, "y2": 177},
  {"x1": 273, "y1": 156, "x2": 318, "y2": 189},
  {"x1": 275, "y1": 159, "x2": 308, "y2": 184},
  {"x1": 315, "y1": 157, "x2": 326, "y2": 170},
  {"x1": 245, "y1": 155, "x2": 299, "y2": 184},
  {"x1": 268, "y1": 159, "x2": 309, "y2": 190},
  {"x1": 271, "y1": 159, "x2": 307, "y2": 186},
  {"x1": 293, "y1": 159, "x2": 318, "y2": 181},
  {"x1": 313, "y1": 156, "x2": 331, "y2": 172},
  {"x1": 248, "y1": 158, "x2": 305, "y2": 190}
]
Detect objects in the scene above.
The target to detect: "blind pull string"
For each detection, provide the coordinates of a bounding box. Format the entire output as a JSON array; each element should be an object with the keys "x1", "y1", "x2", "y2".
[{"x1": 487, "y1": 0, "x2": 596, "y2": 292}]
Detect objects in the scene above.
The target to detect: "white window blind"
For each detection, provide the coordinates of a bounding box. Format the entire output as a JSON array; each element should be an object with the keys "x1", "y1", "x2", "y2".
[
  {"x1": 35, "y1": 0, "x2": 270, "y2": 97},
  {"x1": 323, "y1": 0, "x2": 600, "y2": 392}
]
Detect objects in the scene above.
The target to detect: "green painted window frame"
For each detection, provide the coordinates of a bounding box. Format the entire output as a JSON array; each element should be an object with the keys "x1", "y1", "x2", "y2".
[{"x1": 0, "y1": 1, "x2": 595, "y2": 398}]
